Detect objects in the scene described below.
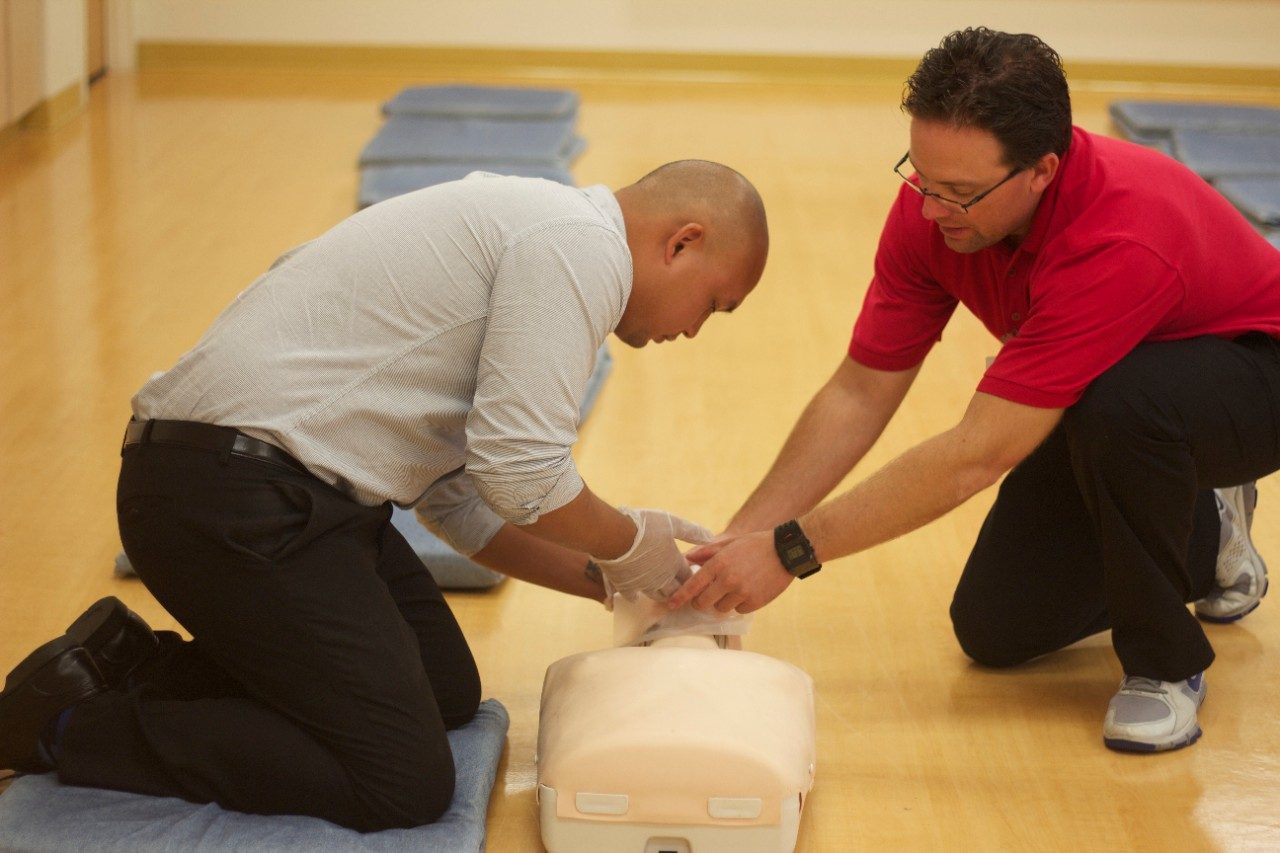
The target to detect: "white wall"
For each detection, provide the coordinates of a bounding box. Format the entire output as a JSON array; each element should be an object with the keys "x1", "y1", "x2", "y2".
[
  {"x1": 129, "y1": 0, "x2": 1280, "y2": 69},
  {"x1": 105, "y1": 0, "x2": 135, "y2": 70},
  {"x1": 42, "y1": 0, "x2": 86, "y2": 96}
]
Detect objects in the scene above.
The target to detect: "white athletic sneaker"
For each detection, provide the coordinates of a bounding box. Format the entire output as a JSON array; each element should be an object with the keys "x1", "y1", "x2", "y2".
[
  {"x1": 1102, "y1": 673, "x2": 1206, "y2": 753},
  {"x1": 1195, "y1": 483, "x2": 1269, "y2": 623}
]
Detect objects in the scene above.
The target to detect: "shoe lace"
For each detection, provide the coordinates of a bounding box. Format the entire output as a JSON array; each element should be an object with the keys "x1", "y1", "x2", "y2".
[{"x1": 1120, "y1": 676, "x2": 1166, "y2": 694}]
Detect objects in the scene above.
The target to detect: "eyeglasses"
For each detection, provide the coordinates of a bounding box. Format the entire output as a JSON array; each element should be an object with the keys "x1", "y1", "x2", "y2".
[{"x1": 893, "y1": 152, "x2": 1024, "y2": 214}]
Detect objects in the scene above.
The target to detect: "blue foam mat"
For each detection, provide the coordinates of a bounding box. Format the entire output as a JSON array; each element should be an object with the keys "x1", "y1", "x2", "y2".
[
  {"x1": 1126, "y1": 133, "x2": 1174, "y2": 157},
  {"x1": 1171, "y1": 129, "x2": 1280, "y2": 180},
  {"x1": 1215, "y1": 176, "x2": 1280, "y2": 227},
  {"x1": 0, "y1": 699, "x2": 509, "y2": 853},
  {"x1": 359, "y1": 116, "x2": 584, "y2": 166},
  {"x1": 383, "y1": 85, "x2": 578, "y2": 120},
  {"x1": 393, "y1": 507, "x2": 504, "y2": 589},
  {"x1": 359, "y1": 162, "x2": 574, "y2": 209},
  {"x1": 1110, "y1": 100, "x2": 1280, "y2": 139}
]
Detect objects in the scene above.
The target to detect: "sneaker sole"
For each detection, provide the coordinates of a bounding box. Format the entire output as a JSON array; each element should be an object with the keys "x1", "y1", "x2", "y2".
[
  {"x1": 1196, "y1": 488, "x2": 1269, "y2": 624},
  {"x1": 1104, "y1": 724, "x2": 1203, "y2": 753},
  {"x1": 1197, "y1": 575, "x2": 1269, "y2": 624}
]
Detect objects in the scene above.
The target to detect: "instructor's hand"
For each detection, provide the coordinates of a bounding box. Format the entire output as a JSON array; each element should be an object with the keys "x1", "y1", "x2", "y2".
[
  {"x1": 667, "y1": 530, "x2": 793, "y2": 614},
  {"x1": 596, "y1": 507, "x2": 713, "y2": 601},
  {"x1": 684, "y1": 531, "x2": 741, "y2": 567}
]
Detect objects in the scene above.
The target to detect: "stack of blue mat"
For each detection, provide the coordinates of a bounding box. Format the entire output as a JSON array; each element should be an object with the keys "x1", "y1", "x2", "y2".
[
  {"x1": 1111, "y1": 100, "x2": 1280, "y2": 249},
  {"x1": 357, "y1": 83, "x2": 584, "y2": 209}
]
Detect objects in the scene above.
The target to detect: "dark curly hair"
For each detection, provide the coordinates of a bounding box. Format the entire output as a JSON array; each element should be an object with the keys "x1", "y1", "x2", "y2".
[{"x1": 902, "y1": 27, "x2": 1072, "y2": 168}]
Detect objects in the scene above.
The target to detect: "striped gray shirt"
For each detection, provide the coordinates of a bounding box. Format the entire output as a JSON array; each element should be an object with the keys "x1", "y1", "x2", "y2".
[{"x1": 133, "y1": 173, "x2": 632, "y2": 555}]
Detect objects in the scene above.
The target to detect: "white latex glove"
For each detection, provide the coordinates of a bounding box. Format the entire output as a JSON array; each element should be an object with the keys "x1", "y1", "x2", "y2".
[
  {"x1": 595, "y1": 507, "x2": 713, "y2": 601},
  {"x1": 599, "y1": 568, "x2": 617, "y2": 612}
]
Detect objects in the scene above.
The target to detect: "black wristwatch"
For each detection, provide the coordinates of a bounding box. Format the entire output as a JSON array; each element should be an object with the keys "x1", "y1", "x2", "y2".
[{"x1": 774, "y1": 520, "x2": 822, "y2": 579}]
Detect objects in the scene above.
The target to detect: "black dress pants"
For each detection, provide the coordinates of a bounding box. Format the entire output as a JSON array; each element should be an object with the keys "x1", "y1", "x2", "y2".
[
  {"x1": 951, "y1": 334, "x2": 1280, "y2": 682},
  {"x1": 56, "y1": 431, "x2": 480, "y2": 832}
]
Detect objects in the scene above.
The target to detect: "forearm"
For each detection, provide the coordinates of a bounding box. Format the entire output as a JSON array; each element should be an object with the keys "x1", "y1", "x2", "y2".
[
  {"x1": 799, "y1": 427, "x2": 1001, "y2": 562},
  {"x1": 519, "y1": 484, "x2": 636, "y2": 559},
  {"x1": 728, "y1": 398, "x2": 877, "y2": 534},
  {"x1": 727, "y1": 359, "x2": 918, "y2": 535},
  {"x1": 800, "y1": 394, "x2": 1063, "y2": 562},
  {"x1": 471, "y1": 523, "x2": 606, "y2": 601},
  {"x1": 667, "y1": 432, "x2": 992, "y2": 616}
]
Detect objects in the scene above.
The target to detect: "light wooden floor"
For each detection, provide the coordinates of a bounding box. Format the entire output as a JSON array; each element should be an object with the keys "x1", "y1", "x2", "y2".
[{"x1": 2, "y1": 63, "x2": 1279, "y2": 851}]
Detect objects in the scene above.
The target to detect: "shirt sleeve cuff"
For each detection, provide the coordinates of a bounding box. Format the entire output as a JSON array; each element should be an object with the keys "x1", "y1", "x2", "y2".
[
  {"x1": 415, "y1": 472, "x2": 507, "y2": 557},
  {"x1": 976, "y1": 374, "x2": 1081, "y2": 409},
  {"x1": 470, "y1": 462, "x2": 585, "y2": 527},
  {"x1": 847, "y1": 339, "x2": 932, "y2": 372}
]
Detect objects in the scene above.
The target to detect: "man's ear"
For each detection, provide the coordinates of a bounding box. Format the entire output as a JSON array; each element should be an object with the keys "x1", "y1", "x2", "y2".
[
  {"x1": 1029, "y1": 152, "x2": 1060, "y2": 193},
  {"x1": 665, "y1": 222, "x2": 705, "y2": 264}
]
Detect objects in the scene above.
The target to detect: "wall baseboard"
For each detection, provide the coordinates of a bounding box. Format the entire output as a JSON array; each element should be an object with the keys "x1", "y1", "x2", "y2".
[
  {"x1": 21, "y1": 82, "x2": 87, "y2": 131},
  {"x1": 138, "y1": 42, "x2": 917, "y2": 83},
  {"x1": 136, "y1": 41, "x2": 1280, "y2": 92}
]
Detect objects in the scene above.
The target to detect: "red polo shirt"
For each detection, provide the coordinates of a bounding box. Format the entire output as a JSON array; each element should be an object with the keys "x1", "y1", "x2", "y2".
[{"x1": 849, "y1": 126, "x2": 1280, "y2": 408}]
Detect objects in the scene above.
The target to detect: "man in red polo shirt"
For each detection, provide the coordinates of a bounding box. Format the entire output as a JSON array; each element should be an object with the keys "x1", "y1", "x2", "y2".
[{"x1": 671, "y1": 27, "x2": 1280, "y2": 752}]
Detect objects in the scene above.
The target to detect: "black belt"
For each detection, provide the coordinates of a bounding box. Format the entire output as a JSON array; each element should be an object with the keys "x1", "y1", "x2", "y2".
[{"x1": 122, "y1": 420, "x2": 309, "y2": 475}]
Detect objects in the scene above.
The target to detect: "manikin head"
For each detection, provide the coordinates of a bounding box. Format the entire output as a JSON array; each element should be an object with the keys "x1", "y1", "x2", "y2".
[
  {"x1": 613, "y1": 160, "x2": 768, "y2": 347},
  {"x1": 898, "y1": 27, "x2": 1073, "y2": 253}
]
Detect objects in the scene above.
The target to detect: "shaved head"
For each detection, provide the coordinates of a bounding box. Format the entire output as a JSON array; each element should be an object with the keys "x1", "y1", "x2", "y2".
[
  {"x1": 623, "y1": 159, "x2": 769, "y2": 277},
  {"x1": 612, "y1": 160, "x2": 768, "y2": 348}
]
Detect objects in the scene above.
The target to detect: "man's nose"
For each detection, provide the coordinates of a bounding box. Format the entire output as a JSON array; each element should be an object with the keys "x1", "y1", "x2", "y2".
[{"x1": 920, "y1": 193, "x2": 951, "y2": 221}]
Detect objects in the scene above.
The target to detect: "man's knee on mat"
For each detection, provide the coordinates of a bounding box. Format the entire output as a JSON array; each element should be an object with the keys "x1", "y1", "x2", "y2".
[
  {"x1": 438, "y1": 660, "x2": 482, "y2": 731},
  {"x1": 383, "y1": 774, "x2": 456, "y2": 830},
  {"x1": 351, "y1": 743, "x2": 457, "y2": 831}
]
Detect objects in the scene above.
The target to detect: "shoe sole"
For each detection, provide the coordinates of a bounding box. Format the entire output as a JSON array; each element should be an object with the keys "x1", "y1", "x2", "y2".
[
  {"x1": 1196, "y1": 486, "x2": 1269, "y2": 624},
  {"x1": 63, "y1": 597, "x2": 158, "y2": 688},
  {"x1": 1197, "y1": 575, "x2": 1269, "y2": 624},
  {"x1": 1104, "y1": 724, "x2": 1203, "y2": 753},
  {"x1": 65, "y1": 597, "x2": 131, "y2": 648}
]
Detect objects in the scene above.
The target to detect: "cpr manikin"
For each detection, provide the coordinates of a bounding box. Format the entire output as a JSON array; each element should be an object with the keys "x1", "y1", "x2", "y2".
[{"x1": 537, "y1": 571, "x2": 816, "y2": 853}]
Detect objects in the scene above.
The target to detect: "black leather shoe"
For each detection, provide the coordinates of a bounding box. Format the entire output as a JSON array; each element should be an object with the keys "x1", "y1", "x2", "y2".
[
  {"x1": 64, "y1": 597, "x2": 159, "y2": 688},
  {"x1": 0, "y1": 637, "x2": 106, "y2": 773}
]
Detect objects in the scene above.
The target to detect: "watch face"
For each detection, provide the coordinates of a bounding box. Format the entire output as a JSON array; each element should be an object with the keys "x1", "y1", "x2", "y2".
[{"x1": 775, "y1": 520, "x2": 819, "y2": 578}]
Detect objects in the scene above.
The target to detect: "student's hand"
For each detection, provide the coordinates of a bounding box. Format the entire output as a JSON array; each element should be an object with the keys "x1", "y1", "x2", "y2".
[
  {"x1": 595, "y1": 507, "x2": 713, "y2": 601},
  {"x1": 666, "y1": 530, "x2": 794, "y2": 614}
]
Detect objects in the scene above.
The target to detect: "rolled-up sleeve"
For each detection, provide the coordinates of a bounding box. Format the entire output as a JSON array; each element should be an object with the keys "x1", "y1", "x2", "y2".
[
  {"x1": 415, "y1": 469, "x2": 506, "y2": 556},
  {"x1": 465, "y1": 219, "x2": 629, "y2": 525}
]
